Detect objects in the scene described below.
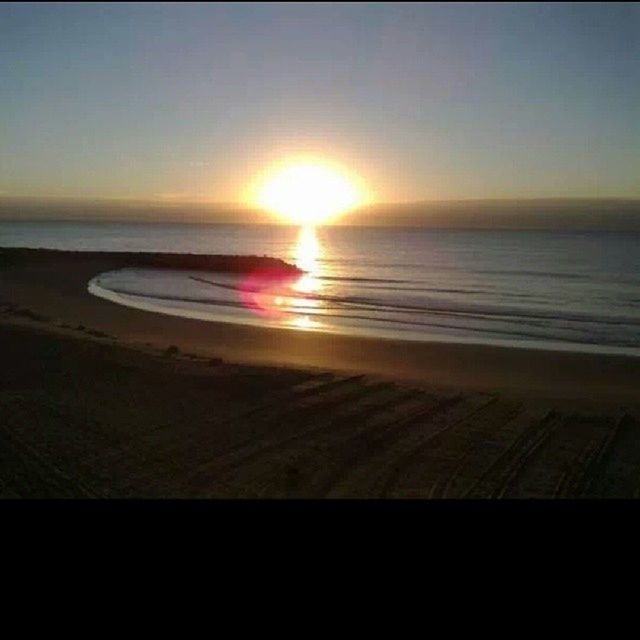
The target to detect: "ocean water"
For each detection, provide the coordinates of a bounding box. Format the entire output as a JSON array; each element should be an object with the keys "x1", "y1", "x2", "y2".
[{"x1": 2, "y1": 220, "x2": 640, "y2": 355}]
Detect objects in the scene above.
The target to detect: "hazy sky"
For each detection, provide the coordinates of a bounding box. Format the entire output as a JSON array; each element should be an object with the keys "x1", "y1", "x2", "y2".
[{"x1": 1, "y1": 2, "x2": 638, "y2": 204}]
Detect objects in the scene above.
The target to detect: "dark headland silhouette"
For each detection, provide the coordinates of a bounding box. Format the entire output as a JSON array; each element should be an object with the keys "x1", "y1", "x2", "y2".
[{"x1": 0, "y1": 247, "x2": 301, "y2": 276}]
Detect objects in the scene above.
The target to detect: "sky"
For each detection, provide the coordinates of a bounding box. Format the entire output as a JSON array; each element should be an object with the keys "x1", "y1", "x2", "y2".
[{"x1": 1, "y1": 2, "x2": 639, "y2": 207}]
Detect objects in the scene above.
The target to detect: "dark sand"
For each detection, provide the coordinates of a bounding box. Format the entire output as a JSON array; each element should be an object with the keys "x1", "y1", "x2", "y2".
[{"x1": 1, "y1": 248, "x2": 639, "y2": 498}]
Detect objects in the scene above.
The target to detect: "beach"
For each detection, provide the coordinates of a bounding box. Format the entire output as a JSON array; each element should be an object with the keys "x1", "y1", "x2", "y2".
[{"x1": 1, "y1": 248, "x2": 640, "y2": 498}]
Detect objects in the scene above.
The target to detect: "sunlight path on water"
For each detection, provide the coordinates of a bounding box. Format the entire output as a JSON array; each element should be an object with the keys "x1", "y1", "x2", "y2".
[{"x1": 288, "y1": 225, "x2": 324, "y2": 331}]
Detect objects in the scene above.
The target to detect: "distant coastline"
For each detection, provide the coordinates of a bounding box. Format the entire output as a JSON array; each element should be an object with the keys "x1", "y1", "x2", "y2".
[
  {"x1": 1, "y1": 196, "x2": 639, "y2": 231},
  {"x1": 349, "y1": 198, "x2": 640, "y2": 231}
]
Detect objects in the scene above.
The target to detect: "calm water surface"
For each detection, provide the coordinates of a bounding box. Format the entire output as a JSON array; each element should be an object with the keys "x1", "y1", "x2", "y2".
[{"x1": 2, "y1": 220, "x2": 640, "y2": 355}]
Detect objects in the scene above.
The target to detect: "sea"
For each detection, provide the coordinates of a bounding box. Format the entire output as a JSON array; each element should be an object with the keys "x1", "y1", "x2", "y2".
[{"x1": 2, "y1": 220, "x2": 640, "y2": 356}]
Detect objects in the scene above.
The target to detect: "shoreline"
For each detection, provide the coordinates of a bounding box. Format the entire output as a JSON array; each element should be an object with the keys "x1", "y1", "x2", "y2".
[
  {"x1": 1, "y1": 247, "x2": 639, "y2": 404},
  {"x1": 87, "y1": 275, "x2": 640, "y2": 361}
]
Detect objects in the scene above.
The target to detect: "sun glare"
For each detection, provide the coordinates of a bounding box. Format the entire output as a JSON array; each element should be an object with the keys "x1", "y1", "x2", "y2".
[{"x1": 254, "y1": 160, "x2": 364, "y2": 225}]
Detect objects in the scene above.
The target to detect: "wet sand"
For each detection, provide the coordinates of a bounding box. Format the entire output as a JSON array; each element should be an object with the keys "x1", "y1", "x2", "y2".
[{"x1": 1, "y1": 248, "x2": 640, "y2": 498}]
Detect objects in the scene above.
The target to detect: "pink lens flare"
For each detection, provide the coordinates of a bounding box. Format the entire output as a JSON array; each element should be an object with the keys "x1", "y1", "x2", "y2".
[{"x1": 238, "y1": 268, "x2": 308, "y2": 320}]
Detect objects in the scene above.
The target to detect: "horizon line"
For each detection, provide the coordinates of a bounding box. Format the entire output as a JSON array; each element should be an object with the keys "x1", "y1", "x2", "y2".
[{"x1": 1, "y1": 193, "x2": 640, "y2": 207}]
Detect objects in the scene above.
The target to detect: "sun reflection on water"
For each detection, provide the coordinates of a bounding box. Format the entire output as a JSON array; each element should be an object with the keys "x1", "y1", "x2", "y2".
[
  {"x1": 237, "y1": 224, "x2": 326, "y2": 330},
  {"x1": 287, "y1": 225, "x2": 323, "y2": 329},
  {"x1": 289, "y1": 314, "x2": 321, "y2": 331}
]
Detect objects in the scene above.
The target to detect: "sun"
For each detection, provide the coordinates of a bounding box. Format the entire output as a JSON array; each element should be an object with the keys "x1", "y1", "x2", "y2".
[{"x1": 253, "y1": 159, "x2": 365, "y2": 225}]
